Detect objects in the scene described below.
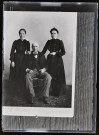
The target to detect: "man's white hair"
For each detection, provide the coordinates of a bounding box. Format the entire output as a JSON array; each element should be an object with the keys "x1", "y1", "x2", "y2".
[{"x1": 32, "y1": 42, "x2": 39, "y2": 47}]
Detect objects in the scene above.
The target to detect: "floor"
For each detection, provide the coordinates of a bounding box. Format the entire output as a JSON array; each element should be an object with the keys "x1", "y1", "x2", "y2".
[{"x1": 2, "y1": 80, "x2": 72, "y2": 108}]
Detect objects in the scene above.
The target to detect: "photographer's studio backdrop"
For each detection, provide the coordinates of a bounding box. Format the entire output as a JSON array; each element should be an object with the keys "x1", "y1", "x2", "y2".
[{"x1": 3, "y1": 12, "x2": 77, "y2": 85}]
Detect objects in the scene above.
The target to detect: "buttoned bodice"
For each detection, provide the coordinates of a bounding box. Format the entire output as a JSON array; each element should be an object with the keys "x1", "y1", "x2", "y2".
[{"x1": 42, "y1": 39, "x2": 66, "y2": 56}]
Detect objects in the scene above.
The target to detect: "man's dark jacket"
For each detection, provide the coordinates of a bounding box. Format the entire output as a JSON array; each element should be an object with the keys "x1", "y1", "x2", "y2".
[{"x1": 24, "y1": 51, "x2": 47, "y2": 72}]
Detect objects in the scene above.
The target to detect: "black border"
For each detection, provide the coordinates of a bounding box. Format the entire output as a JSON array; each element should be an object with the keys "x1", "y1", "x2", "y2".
[
  {"x1": 3, "y1": 1, "x2": 98, "y2": 12},
  {"x1": 0, "y1": 0, "x2": 98, "y2": 134}
]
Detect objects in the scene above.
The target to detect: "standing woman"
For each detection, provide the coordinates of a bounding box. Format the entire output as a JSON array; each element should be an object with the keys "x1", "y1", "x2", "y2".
[
  {"x1": 42, "y1": 28, "x2": 66, "y2": 96},
  {"x1": 9, "y1": 29, "x2": 30, "y2": 83}
]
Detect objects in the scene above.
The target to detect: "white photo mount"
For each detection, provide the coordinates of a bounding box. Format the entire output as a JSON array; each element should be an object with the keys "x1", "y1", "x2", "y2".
[{"x1": 2, "y1": 11, "x2": 77, "y2": 117}]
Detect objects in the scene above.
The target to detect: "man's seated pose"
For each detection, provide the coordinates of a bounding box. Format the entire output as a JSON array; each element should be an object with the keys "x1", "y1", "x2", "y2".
[{"x1": 25, "y1": 42, "x2": 52, "y2": 104}]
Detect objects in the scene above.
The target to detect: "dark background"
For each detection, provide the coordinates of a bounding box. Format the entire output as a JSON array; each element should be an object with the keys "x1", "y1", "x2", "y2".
[{"x1": 0, "y1": 0, "x2": 98, "y2": 134}]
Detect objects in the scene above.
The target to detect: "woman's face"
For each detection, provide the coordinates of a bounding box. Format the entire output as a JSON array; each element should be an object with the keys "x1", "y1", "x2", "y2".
[
  {"x1": 19, "y1": 30, "x2": 26, "y2": 40},
  {"x1": 51, "y1": 30, "x2": 58, "y2": 39}
]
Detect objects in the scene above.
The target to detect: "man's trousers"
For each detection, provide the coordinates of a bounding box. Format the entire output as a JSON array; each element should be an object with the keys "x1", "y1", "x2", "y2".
[{"x1": 25, "y1": 71, "x2": 52, "y2": 98}]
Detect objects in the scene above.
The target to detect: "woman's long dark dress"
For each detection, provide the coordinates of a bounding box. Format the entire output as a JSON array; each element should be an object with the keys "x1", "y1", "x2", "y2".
[
  {"x1": 9, "y1": 39, "x2": 30, "y2": 82},
  {"x1": 42, "y1": 39, "x2": 66, "y2": 96}
]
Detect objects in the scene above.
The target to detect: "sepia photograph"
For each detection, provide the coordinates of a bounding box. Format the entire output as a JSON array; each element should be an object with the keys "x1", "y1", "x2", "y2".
[{"x1": 2, "y1": 11, "x2": 77, "y2": 117}]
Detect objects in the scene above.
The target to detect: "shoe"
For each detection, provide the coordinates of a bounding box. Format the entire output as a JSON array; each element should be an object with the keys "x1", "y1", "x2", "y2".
[
  {"x1": 29, "y1": 94, "x2": 35, "y2": 104},
  {"x1": 31, "y1": 96, "x2": 34, "y2": 104},
  {"x1": 43, "y1": 97, "x2": 49, "y2": 104}
]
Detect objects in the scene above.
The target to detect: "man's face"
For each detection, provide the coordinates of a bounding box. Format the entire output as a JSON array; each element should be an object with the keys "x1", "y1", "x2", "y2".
[
  {"x1": 19, "y1": 30, "x2": 26, "y2": 40},
  {"x1": 32, "y1": 44, "x2": 39, "y2": 52}
]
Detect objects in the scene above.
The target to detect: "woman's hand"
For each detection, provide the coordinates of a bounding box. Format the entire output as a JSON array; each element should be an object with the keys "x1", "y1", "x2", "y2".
[
  {"x1": 25, "y1": 51, "x2": 31, "y2": 55},
  {"x1": 29, "y1": 70, "x2": 33, "y2": 74},
  {"x1": 11, "y1": 62, "x2": 15, "y2": 68},
  {"x1": 26, "y1": 68, "x2": 30, "y2": 73},
  {"x1": 39, "y1": 68, "x2": 46, "y2": 74},
  {"x1": 26, "y1": 68, "x2": 33, "y2": 74},
  {"x1": 28, "y1": 51, "x2": 31, "y2": 55},
  {"x1": 50, "y1": 52, "x2": 56, "y2": 55},
  {"x1": 25, "y1": 50, "x2": 28, "y2": 54}
]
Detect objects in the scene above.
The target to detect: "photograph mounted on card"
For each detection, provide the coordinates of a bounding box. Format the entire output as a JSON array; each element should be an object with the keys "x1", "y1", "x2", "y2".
[
  {"x1": 2, "y1": 2, "x2": 98, "y2": 133},
  {"x1": 2, "y1": 11, "x2": 77, "y2": 117}
]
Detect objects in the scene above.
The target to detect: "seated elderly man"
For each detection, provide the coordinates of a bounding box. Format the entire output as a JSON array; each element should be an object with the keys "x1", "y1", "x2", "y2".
[{"x1": 25, "y1": 42, "x2": 52, "y2": 104}]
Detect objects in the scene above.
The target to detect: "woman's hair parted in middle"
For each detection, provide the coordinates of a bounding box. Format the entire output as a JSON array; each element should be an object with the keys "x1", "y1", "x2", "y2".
[
  {"x1": 50, "y1": 27, "x2": 59, "y2": 34},
  {"x1": 19, "y1": 28, "x2": 26, "y2": 35}
]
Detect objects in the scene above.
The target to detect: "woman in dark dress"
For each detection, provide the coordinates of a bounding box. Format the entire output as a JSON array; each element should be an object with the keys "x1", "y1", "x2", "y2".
[
  {"x1": 42, "y1": 28, "x2": 66, "y2": 96},
  {"x1": 9, "y1": 29, "x2": 30, "y2": 83}
]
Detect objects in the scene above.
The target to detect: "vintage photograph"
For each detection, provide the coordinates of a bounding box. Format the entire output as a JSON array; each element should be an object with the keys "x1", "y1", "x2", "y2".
[{"x1": 2, "y1": 11, "x2": 77, "y2": 117}]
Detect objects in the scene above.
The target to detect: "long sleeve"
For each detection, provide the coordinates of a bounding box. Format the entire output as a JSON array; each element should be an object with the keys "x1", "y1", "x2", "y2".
[
  {"x1": 26, "y1": 41, "x2": 30, "y2": 51},
  {"x1": 56, "y1": 40, "x2": 66, "y2": 57},
  {"x1": 42, "y1": 40, "x2": 49, "y2": 54},
  {"x1": 10, "y1": 41, "x2": 16, "y2": 62}
]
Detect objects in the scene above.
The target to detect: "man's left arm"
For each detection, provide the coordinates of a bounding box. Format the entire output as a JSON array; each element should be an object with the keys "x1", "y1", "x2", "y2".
[{"x1": 40, "y1": 54, "x2": 47, "y2": 73}]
